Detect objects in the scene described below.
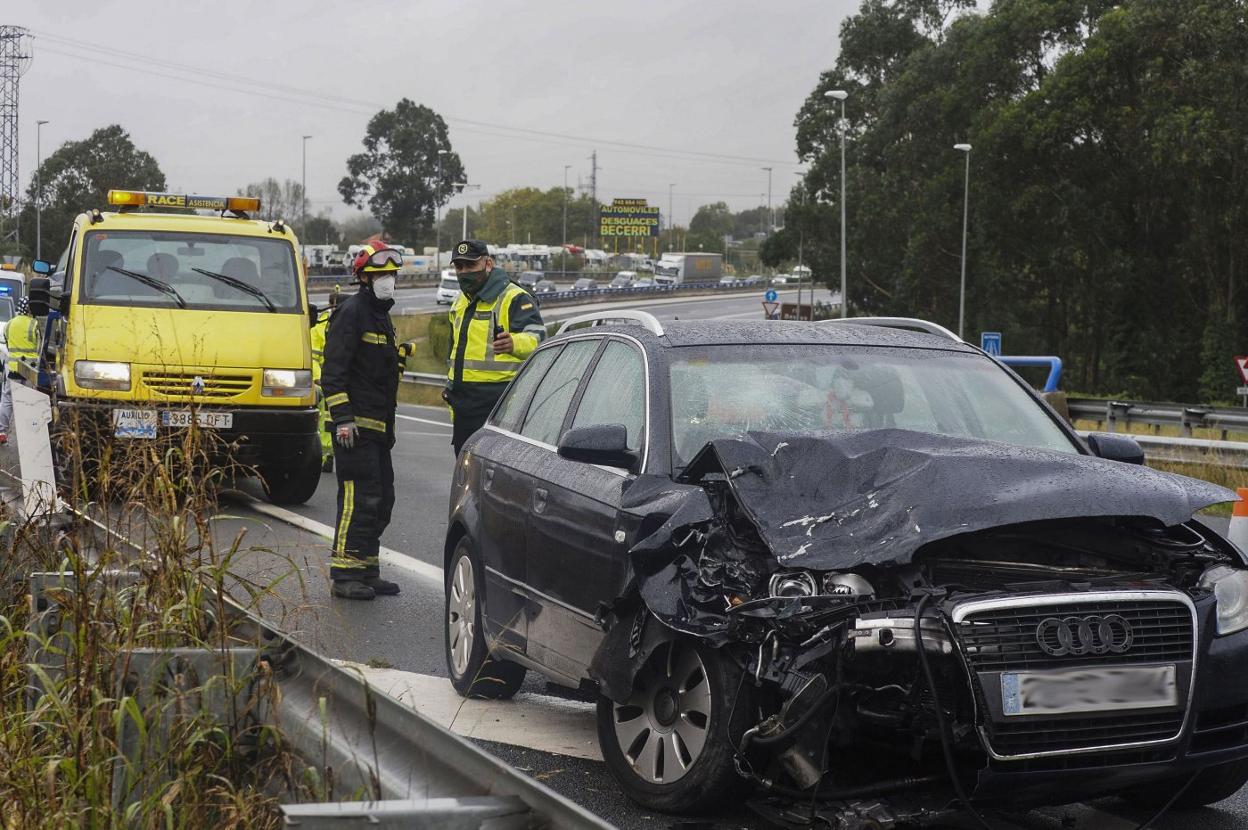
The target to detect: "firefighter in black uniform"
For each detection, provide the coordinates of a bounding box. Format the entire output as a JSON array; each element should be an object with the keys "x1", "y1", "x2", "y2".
[{"x1": 322, "y1": 243, "x2": 410, "y2": 600}]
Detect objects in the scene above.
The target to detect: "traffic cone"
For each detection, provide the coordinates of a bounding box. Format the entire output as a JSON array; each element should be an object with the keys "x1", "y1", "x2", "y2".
[{"x1": 1228, "y1": 488, "x2": 1248, "y2": 554}]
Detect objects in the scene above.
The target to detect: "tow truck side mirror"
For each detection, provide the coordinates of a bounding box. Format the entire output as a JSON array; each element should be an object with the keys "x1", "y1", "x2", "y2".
[
  {"x1": 28, "y1": 277, "x2": 51, "y2": 319},
  {"x1": 308, "y1": 303, "x2": 318, "y2": 328},
  {"x1": 31, "y1": 259, "x2": 53, "y2": 275}
]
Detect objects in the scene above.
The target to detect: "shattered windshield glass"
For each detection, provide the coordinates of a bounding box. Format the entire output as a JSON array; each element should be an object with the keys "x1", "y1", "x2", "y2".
[{"x1": 668, "y1": 344, "x2": 1077, "y2": 466}]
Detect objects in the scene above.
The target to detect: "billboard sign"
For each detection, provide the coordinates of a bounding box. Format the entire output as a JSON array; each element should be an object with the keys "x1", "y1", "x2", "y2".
[{"x1": 599, "y1": 198, "x2": 660, "y2": 238}]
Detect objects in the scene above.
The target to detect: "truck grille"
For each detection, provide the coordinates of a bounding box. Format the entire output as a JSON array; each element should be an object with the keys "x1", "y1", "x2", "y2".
[
  {"x1": 957, "y1": 599, "x2": 1193, "y2": 672},
  {"x1": 141, "y1": 371, "x2": 253, "y2": 399},
  {"x1": 954, "y1": 594, "x2": 1195, "y2": 759}
]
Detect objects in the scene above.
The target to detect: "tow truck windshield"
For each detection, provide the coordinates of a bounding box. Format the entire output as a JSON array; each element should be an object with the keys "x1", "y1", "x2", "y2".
[{"x1": 80, "y1": 230, "x2": 301, "y2": 313}]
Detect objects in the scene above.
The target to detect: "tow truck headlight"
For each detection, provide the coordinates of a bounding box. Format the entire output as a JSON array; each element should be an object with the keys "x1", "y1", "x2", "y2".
[
  {"x1": 262, "y1": 369, "x2": 312, "y2": 397},
  {"x1": 1199, "y1": 565, "x2": 1248, "y2": 635},
  {"x1": 74, "y1": 360, "x2": 130, "y2": 391}
]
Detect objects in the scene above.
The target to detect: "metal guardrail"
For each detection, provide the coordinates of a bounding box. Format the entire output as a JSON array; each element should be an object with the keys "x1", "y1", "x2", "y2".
[{"x1": 1068, "y1": 397, "x2": 1248, "y2": 439}]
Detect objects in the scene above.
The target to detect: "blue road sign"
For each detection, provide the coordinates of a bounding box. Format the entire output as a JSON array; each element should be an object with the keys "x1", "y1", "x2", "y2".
[
  {"x1": 981, "y1": 331, "x2": 1002, "y2": 356},
  {"x1": 764, "y1": 288, "x2": 778, "y2": 303}
]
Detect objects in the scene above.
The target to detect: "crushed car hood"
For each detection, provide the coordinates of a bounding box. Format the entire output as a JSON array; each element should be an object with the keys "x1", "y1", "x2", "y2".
[{"x1": 632, "y1": 430, "x2": 1235, "y2": 573}]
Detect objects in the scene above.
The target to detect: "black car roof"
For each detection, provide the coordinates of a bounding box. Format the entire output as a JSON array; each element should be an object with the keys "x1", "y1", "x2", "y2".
[{"x1": 554, "y1": 319, "x2": 980, "y2": 353}]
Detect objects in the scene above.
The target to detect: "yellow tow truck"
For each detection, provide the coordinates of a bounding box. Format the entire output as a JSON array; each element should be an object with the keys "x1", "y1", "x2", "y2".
[{"x1": 28, "y1": 189, "x2": 321, "y2": 504}]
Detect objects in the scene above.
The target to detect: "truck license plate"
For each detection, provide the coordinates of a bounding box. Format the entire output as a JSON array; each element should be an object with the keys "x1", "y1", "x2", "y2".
[
  {"x1": 160, "y1": 410, "x2": 233, "y2": 429},
  {"x1": 113, "y1": 409, "x2": 158, "y2": 439},
  {"x1": 1002, "y1": 665, "x2": 1177, "y2": 717}
]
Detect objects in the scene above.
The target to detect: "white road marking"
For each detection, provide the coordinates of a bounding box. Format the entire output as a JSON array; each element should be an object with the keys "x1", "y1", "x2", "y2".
[
  {"x1": 345, "y1": 664, "x2": 601, "y2": 760},
  {"x1": 396, "y1": 413, "x2": 453, "y2": 429},
  {"x1": 234, "y1": 495, "x2": 445, "y2": 585}
]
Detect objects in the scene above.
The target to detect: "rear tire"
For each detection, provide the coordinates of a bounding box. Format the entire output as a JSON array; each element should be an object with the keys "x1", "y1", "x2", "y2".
[
  {"x1": 1125, "y1": 758, "x2": 1248, "y2": 809},
  {"x1": 596, "y1": 638, "x2": 754, "y2": 814},
  {"x1": 445, "y1": 537, "x2": 525, "y2": 700},
  {"x1": 260, "y1": 441, "x2": 321, "y2": 505}
]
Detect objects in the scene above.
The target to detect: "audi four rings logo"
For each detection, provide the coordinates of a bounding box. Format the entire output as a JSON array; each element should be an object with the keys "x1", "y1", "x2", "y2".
[{"x1": 1035, "y1": 614, "x2": 1134, "y2": 657}]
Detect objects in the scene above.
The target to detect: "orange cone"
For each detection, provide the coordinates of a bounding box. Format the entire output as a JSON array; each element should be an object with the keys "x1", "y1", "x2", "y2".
[{"x1": 1228, "y1": 488, "x2": 1248, "y2": 554}]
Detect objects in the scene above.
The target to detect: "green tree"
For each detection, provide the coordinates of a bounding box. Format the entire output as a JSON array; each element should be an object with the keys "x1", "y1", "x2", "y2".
[
  {"x1": 301, "y1": 214, "x2": 341, "y2": 246},
  {"x1": 338, "y1": 98, "x2": 466, "y2": 247},
  {"x1": 472, "y1": 187, "x2": 598, "y2": 246},
  {"x1": 17, "y1": 125, "x2": 165, "y2": 259},
  {"x1": 339, "y1": 212, "x2": 383, "y2": 245}
]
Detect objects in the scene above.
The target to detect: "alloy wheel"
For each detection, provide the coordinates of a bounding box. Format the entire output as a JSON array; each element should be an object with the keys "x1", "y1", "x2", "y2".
[
  {"x1": 447, "y1": 554, "x2": 476, "y2": 677},
  {"x1": 612, "y1": 640, "x2": 712, "y2": 784}
]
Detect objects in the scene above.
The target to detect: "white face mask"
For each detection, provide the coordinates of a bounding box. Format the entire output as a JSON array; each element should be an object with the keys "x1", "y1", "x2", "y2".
[{"x1": 372, "y1": 275, "x2": 397, "y2": 300}]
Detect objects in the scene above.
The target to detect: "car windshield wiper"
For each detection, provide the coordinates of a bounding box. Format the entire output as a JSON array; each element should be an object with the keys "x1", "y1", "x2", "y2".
[
  {"x1": 106, "y1": 266, "x2": 186, "y2": 308},
  {"x1": 192, "y1": 268, "x2": 276, "y2": 312}
]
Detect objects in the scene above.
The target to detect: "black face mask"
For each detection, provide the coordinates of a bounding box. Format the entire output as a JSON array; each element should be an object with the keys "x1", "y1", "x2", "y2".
[{"x1": 457, "y1": 266, "x2": 489, "y2": 295}]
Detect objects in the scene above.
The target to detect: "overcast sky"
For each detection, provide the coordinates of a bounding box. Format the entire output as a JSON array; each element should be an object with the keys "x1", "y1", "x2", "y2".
[{"x1": 10, "y1": 0, "x2": 860, "y2": 230}]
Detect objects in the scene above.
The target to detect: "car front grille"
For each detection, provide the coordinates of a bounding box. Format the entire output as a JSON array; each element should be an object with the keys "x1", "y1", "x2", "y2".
[
  {"x1": 956, "y1": 599, "x2": 1193, "y2": 672},
  {"x1": 953, "y1": 593, "x2": 1195, "y2": 759},
  {"x1": 141, "y1": 371, "x2": 253, "y2": 399}
]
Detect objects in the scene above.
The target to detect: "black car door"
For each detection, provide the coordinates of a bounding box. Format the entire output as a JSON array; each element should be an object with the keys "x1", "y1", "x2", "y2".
[
  {"x1": 525, "y1": 337, "x2": 649, "y2": 680},
  {"x1": 468, "y1": 345, "x2": 561, "y2": 652}
]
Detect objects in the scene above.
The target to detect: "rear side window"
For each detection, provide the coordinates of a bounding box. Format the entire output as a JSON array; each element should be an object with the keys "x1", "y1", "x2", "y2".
[
  {"x1": 570, "y1": 340, "x2": 646, "y2": 452},
  {"x1": 491, "y1": 346, "x2": 560, "y2": 432},
  {"x1": 520, "y1": 339, "x2": 600, "y2": 446}
]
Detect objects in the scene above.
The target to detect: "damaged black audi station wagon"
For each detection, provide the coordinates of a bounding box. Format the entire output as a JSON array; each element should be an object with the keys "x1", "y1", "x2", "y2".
[{"x1": 443, "y1": 312, "x2": 1248, "y2": 821}]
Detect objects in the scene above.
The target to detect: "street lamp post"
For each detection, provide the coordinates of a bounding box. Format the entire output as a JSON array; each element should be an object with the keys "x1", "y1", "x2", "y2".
[
  {"x1": 452, "y1": 182, "x2": 479, "y2": 239},
  {"x1": 954, "y1": 143, "x2": 972, "y2": 340},
  {"x1": 300, "y1": 135, "x2": 312, "y2": 239},
  {"x1": 436, "y1": 149, "x2": 450, "y2": 271},
  {"x1": 761, "y1": 167, "x2": 773, "y2": 231},
  {"x1": 35, "y1": 119, "x2": 48, "y2": 261},
  {"x1": 562, "y1": 164, "x2": 571, "y2": 262},
  {"x1": 667, "y1": 183, "x2": 676, "y2": 250},
  {"x1": 824, "y1": 90, "x2": 848, "y2": 318}
]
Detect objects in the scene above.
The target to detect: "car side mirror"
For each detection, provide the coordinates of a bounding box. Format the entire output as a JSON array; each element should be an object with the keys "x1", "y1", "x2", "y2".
[
  {"x1": 31, "y1": 259, "x2": 53, "y2": 275},
  {"x1": 1086, "y1": 432, "x2": 1145, "y2": 465},
  {"x1": 28, "y1": 277, "x2": 51, "y2": 318},
  {"x1": 558, "y1": 424, "x2": 637, "y2": 471},
  {"x1": 308, "y1": 303, "x2": 319, "y2": 328}
]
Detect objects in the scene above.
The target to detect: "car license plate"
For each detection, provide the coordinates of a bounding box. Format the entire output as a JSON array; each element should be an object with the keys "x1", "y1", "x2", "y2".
[
  {"x1": 160, "y1": 410, "x2": 233, "y2": 429},
  {"x1": 113, "y1": 409, "x2": 157, "y2": 439},
  {"x1": 1002, "y1": 665, "x2": 1177, "y2": 717}
]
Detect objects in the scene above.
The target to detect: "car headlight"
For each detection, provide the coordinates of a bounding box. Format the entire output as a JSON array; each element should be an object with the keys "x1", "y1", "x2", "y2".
[
  {"x1": 262, "y1": 369, "x2": 312, "y2": 397},
  {"x1": 769, "y1": 571, "x2": 817, "y2": 598},
  {"x1": 1199, "y1": 565, "x2": 1248, "y2": 635},
  {"x1": 74, "y1": 360, "x2": 130, "y2": 391}
]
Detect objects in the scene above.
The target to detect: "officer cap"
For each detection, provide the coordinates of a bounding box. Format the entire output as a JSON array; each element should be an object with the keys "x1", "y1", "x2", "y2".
[{"x1": 451, "y1": 239, "x2": 490, "y2": 264}]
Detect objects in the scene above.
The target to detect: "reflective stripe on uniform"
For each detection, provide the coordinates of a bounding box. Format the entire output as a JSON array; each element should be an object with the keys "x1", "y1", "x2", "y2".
[
  {"x1": 335, "y1": 480, "x2": 355, "y2": 553},
  {"x1": 326, "y1": 392, "x2": 349, "y2": 407},
  {"x1": 356, "y1": 416, "x2": 387, "y2": 432},
  {"x1": 361, "y1": 332, "x2": 388, "y2": 344},
  {"x1": 330, "y1": 556, "x2": 368, "y2": 570}
]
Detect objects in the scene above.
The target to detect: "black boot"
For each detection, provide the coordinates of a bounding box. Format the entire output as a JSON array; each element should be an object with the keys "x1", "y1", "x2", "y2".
[
  {"x1": 362, "y1": 576, "x2": 400, "y2": 595},
  {"x1": 332, "y1": 580, "x2": 375, "y2": 600}
]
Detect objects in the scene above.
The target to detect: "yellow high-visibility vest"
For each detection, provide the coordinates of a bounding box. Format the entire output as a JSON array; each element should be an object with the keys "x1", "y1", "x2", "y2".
[
  {"x1": 5, "y1": 314, "x2": 38, "y2": 374},
  {"x1": 447, "y1": 282, "x2": 542, "y2": 384}
]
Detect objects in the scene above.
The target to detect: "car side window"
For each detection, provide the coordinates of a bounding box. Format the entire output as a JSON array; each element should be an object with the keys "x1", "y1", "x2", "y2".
[
  {"x1": 570, "y1": 340, "x2": 646, "y2": 452},
  {"x1": 491, "y1": 346, "x2": 561, "y2": 432},
  {"x1": 520, "y1": 339, "x2": 600, "y2": 446}
]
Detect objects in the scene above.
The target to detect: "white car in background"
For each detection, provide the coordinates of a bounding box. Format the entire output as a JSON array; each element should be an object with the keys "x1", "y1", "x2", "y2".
[{"x1": 436, "y1": 270, "x2": 460, "y2": 305}]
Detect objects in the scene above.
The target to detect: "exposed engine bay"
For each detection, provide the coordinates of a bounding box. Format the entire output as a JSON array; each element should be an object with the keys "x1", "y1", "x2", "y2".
[{"x1": 595, "y1": 431, "x2": 1245, "y2": 827}]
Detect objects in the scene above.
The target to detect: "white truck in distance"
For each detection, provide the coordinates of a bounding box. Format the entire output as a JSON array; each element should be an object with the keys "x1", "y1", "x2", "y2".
[{"x1": 654, "y1": 252, "x2": 724, "y2": 285}]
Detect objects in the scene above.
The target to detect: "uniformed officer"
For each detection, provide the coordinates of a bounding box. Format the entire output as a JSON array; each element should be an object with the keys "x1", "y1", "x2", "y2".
[
  {"x1": 322, "y1": 245, "x2": 404, "y2": 600},
  {"x1": 445, "y1": 240, "x2": 546, "y2": 455},
  {"x1": 310, "y1": 287, "x2": 341, "y2": 472}
]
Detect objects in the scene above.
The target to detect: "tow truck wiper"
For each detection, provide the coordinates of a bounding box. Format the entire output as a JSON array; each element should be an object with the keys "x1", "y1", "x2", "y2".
[
  {"x1": 191, "y1": 268, "x2": 277, "y2": 312},
  {"x1": 106, "y1": 266, "x2": 186, "y2": 308}
]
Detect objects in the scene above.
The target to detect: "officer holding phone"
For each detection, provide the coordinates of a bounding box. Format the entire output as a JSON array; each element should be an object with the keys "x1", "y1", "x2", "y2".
[{"x1": 445, "y1": 240, "x2": 546, "y2": 455}]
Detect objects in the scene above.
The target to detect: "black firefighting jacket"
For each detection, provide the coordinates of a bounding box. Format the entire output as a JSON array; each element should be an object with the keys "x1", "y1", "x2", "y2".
[{"x1": 321, "y1": 288, "x2": 399, "y2": 443}]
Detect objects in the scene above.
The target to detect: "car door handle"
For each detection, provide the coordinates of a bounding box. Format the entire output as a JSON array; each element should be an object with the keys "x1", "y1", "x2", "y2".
[
  {"x1": 533, "y1": 488, "x2": 548, "y2": 514},
  {"x1": 483, "y1": 467, "x2": 495, "y2": 491}
]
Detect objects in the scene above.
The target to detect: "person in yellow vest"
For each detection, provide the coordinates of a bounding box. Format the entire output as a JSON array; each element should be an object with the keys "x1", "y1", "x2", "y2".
[
  {"x1": 445, "y1": 240, "x2": 546, "y2": 455},
  {"x1": 0, "y1": 297, "x2": 38, "y2": 445},
  {"x1": 310, "y1": 287, "x2": 341, "y2": 472}
]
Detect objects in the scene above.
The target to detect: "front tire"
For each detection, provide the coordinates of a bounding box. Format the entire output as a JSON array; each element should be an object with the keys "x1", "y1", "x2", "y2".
[
  {"x1": 260, "y1": 440, "x2": 321, "y2": 505},
  {"x1": 596, "y1": 638, "x2": 753, "y2": 814},
  {"x1": 445, "y1": 537, "x2": 525, "y2": 699}
]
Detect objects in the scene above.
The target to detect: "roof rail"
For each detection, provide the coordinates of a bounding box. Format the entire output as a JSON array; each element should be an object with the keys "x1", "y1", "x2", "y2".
[
  {"x1": 820, "y1": 316, "x2": 962, "y2": 342},
  {"x1": 555, "y1": 310, "x2": 665, "y2": 337}
]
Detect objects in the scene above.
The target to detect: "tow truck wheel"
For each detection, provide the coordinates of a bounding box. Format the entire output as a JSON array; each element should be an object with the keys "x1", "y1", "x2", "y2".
[
  {"x1": 260, "y1": 442, "x2": 321, "y2": 505},
  {"x1": 445, "y1": 537, "x2": 526, "y2": 699},
  {"x1": 596, "y1": 638, "x2": 754, "y2": 814}
]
